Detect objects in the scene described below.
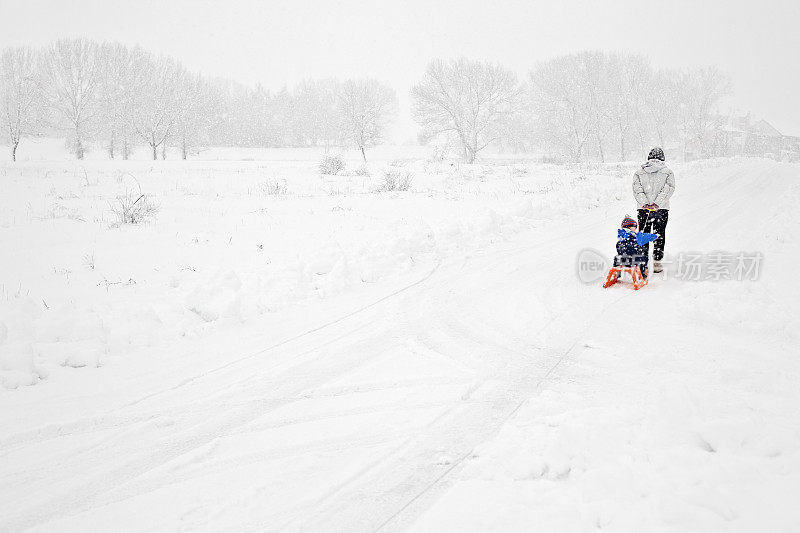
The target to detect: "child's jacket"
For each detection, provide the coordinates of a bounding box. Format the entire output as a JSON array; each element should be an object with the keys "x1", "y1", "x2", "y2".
[{"x1": 615, "y1": 229, "x2": 658, "y2": 270}]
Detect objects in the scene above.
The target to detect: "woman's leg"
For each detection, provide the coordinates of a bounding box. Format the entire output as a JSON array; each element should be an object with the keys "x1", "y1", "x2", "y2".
[
  {"x1": 637, "y1": 209, "x2": 650, "y2": 233},
  {"x1": 651, "y1": 209, "x2": 669, "y2": 261},
  {"x1": 637, "y1": 209, "x2": 653, "y2": 261}
]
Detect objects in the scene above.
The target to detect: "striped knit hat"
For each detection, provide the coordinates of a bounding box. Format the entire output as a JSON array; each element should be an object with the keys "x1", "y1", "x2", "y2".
[
  {"x1": 621, "y1": 215, "x2": 637, "y2": 229},
  {"x1": 648, "y1": 146, "x2": 665, "y2": 161}
]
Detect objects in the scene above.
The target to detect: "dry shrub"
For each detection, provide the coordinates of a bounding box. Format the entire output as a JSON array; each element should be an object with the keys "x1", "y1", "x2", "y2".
[
  {"x1": 111, "y1": 190, "x2": 159, "y2": 225},
  {"x1": 319, "y1": 155, "x2": 345, "y2": 175}
]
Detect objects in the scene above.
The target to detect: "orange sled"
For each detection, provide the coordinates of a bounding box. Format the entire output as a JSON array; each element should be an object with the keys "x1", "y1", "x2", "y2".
[{"x1": 602, "y1": 265, "x2": 648, "y2": 290}]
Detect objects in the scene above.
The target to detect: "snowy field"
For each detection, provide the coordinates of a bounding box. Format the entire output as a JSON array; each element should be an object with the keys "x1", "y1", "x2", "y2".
[{"x1": 1, "y1": 145, "x2": 799, "y2": 531}]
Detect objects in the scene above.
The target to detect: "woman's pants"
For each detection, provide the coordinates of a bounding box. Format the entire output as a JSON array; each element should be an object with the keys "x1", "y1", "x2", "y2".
[{"x1": 637, "y1": 209, "x2": 669, "y2": 261}]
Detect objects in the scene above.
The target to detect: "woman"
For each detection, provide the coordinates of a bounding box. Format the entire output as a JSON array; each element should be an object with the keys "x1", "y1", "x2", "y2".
[{"x1": 632, "y1": 147, "x2": 675, "y2": 273}]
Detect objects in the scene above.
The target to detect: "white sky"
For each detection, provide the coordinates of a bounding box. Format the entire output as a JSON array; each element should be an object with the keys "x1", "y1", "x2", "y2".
[{"x1": 1, "y1": 0, "x2": 798, "y2": 142}]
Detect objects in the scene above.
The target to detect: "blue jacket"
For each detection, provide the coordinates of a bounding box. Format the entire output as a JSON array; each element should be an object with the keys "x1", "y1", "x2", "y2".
[{"x1": 615, "y1": 229, "x2": 658, "y2": 268}]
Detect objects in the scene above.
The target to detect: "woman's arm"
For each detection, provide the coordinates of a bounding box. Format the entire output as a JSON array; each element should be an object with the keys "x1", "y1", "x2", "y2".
[
  {"x1": 632, "y1": 173, "x2": 649, "y2": 207},
  {"x1": 654, "y1": 170, "x2": 675, "y2": 207}
]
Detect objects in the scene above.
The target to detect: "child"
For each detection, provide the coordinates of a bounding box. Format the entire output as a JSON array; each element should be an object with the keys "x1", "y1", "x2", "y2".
[{"x1": 614, "y1": 215, "x2": 658, "y2": 278}]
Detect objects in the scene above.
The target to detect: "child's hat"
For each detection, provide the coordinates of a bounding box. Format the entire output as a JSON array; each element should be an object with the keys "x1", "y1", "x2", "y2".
[{"x1": 621, "y1": 215, "x2": 637, "y2": 229}]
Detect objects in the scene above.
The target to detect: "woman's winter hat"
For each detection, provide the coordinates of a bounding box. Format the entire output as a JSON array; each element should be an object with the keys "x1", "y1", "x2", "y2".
[
  {"x1": 648, "y1": 146, "x2": 665, "y2": 161},
  {"x1": 621, "y1": 216, "x2": 637, "y2": 229}
]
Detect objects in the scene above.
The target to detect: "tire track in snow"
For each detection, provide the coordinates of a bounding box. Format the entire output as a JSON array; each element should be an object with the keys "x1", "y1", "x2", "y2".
[
  {"x1": 0, "y1": 260, "x2": 443, "y2": 453},
  {"x1": 271, "y1": 228, "x2": 637, "y2": 532},
  {"x1": 118, "y1": 259, "x2": 443, "y2": 410},
  {"x1": 0, "y1": 324, "x2": 422, "y2": 531}
]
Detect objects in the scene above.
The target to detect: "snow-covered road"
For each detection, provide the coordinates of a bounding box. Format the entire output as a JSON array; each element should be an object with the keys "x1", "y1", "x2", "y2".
[{"x1": 2, "y1": 159, "x2": 799, "y2": 531}]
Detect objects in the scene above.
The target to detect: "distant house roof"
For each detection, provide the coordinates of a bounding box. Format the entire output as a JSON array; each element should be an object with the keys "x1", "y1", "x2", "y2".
[
  {"x1": 717, "y1": 114, "x2": 752, "y2": 134},
  {"x1": 730, "y1": 116, "x2": 750, "y2": 131},
  {"x1": 715, "y1": 115, "x2": 794, "y2": 139},
  {"x1": 750, "y1": 119, "x2": 782, "y2": 138}
]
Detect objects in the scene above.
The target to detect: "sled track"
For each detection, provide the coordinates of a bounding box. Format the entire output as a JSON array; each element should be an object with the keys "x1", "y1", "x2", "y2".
[
  {"x1": 117, "y1": 258, "x2": 442, "y2": 410},
  {"x1": 369, "y1": 288, "x2": 636, "y2": 533},
  {"x1": 264, "y1": 231, "x2": 640, "y2": 532}
]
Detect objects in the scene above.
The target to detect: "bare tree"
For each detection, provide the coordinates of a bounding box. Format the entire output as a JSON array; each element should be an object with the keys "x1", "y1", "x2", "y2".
[
  {"x1": 0, "y1": 47, "x2": 41, "y2": 161},
  {"x1": 40, "y1": 39, "x2": 102, "y2": 159},
  {"x1": 294, "y1": 78, "x2": 342, "y2": 151},
  {"x1": 529, "y1": 53, "x2": 598, "y2": 162},
  {"x1": 97, "y1": 42, "x2": 142, "y2": 159},
  {"x1": 337, "y1": 78, "x2": 397, "y2": 162},
  {"x1": 129, "y1": 53, "x2": 179, "y2": 160},
  {"x1": 643, "y1": 68, "x2": 680, "y2": 150},
  {"x1": 412, "y1": 58, "x2": 522, "y2": 163},
  {"x1": 582, "y1": 52, "x2": 614, "y2": 162},
  {"x1": 675, "y1": 67, "x2": 731, "y2": 158},
  {"x1": 174, "y1": 68, "x2": 209, "y2": 160},
  {"x1": 529, "y1": 51, "x2": 732, "y2": 163},
  {"x1": 271, "y1": 86, "x2": 303, "y2": 147},
  {"x1": 604, "y1": 53, "x2": 651, "y2": 161},
  {"x1": 204, "y1": 77, "x2": 249, "y2": 146}
]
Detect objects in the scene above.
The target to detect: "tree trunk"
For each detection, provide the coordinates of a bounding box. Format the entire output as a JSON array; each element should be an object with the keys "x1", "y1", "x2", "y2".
[
  {"x1": 463, "y1": 140, "x2": 476, "y2": 164},
  {"x1": 108, "y1": 133, "x2": 115, "y2": 159},
  {"x1": 597, "y1": 136, "x2": 605, "y2": 163},
  {"x1": 122, "y1": 140, "x2": 130, "y2": 160},
  {"x1": 181, "y1": 138, "x2": 188, "y2": 160},
  {"x1": 573, "y1": 144, "x2": 582, "y2": 164},
  {"x1": 151, "y1": 142, "x2": 157, "y2": 160},
  {"x1": 360, "y1": 145, "x2": 367, "y2": 163},
  {"x1": 75, "y1": 137, "x2": 84, "y2": 160},
  {"x1": 11, "y1": 141, "x2": 18, "y2": 162},
  {"x1": 683, "y1": 137, "x2": 688, "y2": 161},
  {"x1": 161, "y1": 143, "x2": 167, "y2": 160}
]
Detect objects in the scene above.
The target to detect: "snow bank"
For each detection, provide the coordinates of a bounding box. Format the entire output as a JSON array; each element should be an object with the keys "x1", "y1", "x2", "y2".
[{"x1": 0, "y1": 156, "x2": 723, "y2": 389}]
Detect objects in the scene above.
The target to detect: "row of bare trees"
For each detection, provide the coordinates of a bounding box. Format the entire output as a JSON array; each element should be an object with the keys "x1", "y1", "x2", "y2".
[
  {"x1": 412, "y1": 53, "x2": 731, "y2": 163},
  {"x1": 207, "y1": 77, "x2": 398, "y2": 161},
  {"x1": 1, "y1": 40, "x2": 730, "y2": 163},
  {"x1": 0, "y1": 40, "x2": 202, "y2": 161},
  {"x1": 0, "y1": 39, "x2": 398, "y2": 161}
]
